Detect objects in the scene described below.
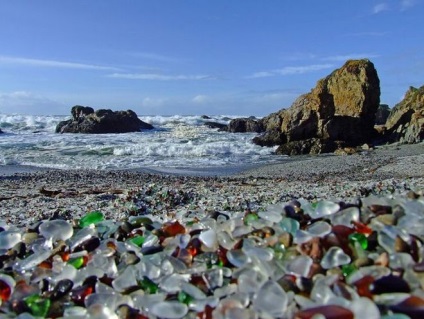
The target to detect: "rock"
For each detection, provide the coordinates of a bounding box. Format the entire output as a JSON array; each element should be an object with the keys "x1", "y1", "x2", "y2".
[
  {"x1": 254, "y1": 59, "x2": 381, "y2": 155},
  {"x1": 252, "y1": 128, "x2": 286, "y2": 147},
  {"x1": 225, "y1": 118, "x2": 264, "y2": 133},
  {"x1": 375, "y1": 104, "x2": 390, "y2": 125},
  {"x1": 384, "y1": 85, "x2": 424, "y2": 144},
  {"x1": 0, "y1": 128, "x2": 3, "y2": 134},
  {"x1": 56, "y1": 106, "x2": 154, "y2": 134},
  {"x1": 203, "y1": 121, "x2": 227, "y2": 130}
]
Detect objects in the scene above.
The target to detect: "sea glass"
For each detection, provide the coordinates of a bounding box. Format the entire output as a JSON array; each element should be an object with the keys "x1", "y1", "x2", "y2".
[
  {"x1": 349, "y1": 233, "x2": 368, "y2": 250},
  {"x1": 24, "y1": 294, "x2": 51, "y2": 317},
  {"x1": 79, "y1": 211, "x2": 104, "y2": 228}
]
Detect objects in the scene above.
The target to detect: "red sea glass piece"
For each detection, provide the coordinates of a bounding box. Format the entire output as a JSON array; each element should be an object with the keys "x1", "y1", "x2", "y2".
[
  {"x1": 353, "y1": 275, "x2": 374, "y2": 298},
  {"x1": 0, "y1": 279, "x2": 12, "y2": 301},
  {"x1": 295, "y1": 305, "x2": 354, "y2": 319},
  {"x1": 162, "y1": 221, "x2": 186, "y2": 237},
  {"x1": 351, "y1": 221, "x2": 372, "y2": 235},
  {"x1": 70, "y1": 285, "x2": 93, "y2": 306},
  {"x1": 390, "y1": 295, "x2": 424, "y2": 319}
]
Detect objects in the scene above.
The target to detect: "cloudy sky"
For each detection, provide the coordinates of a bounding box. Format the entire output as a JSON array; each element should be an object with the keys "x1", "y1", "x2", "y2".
[{"x1": 0, "y1": 0, "x2": 422, "y2": 115}]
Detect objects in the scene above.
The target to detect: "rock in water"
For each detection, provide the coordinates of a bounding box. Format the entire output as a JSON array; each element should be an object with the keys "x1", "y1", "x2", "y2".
[
  {"x1": 253, "y1": 59, "x2": 381, "y2": 155},
  {"x1": 384, "y1": 85, "x2": 424, "y2": 144},
  {"x1": 56, "y1": 105, "x2": 154, "y2": 133}
]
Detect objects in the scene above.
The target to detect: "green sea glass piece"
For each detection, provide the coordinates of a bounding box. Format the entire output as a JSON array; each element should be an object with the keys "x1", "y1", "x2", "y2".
[
  {"x1": 279, "y1": 217, "x2": 300, "y2": 235},
  {"x1": 68, "y1": 257, "x2": 84, "y2": 269},
  {"x1": 244, "y1": 213, "x2": 258, "y2": 225},
  {"x1": 129, "y1": 235, "x2": 145, "y2": 247},
  {"x1": 349, "y1": 233, "x2": 368, "y2": 250},
  {"x1": 178, "y1": 291, "x2": 193, "y2": 305},
  {"x1": 24, "y1": 294, "x2": 51, "y2": 317},
  {"x1": 139, "y1": 277, "x2": 158, "y2": 294},
  {"x1": 79, "y1": 211, "x2": 104, "y2": 228},
  {"x1": 342, "y1": 264, "x2": 357, "y2": 278}
]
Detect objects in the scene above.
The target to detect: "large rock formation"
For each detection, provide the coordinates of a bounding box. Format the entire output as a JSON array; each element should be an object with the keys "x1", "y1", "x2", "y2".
[
  {"x1": 56, "y1": 105, "x2": 154, "y2": 134},
  {"x1": 384, "y1": 85, "x2": 424, "y2": 143},
  {"x1": 253, "y1": 59, "x2": 381, "y2": 155}
]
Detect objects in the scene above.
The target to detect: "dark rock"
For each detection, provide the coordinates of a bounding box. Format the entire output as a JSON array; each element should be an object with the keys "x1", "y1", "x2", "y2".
[
  {"x1": 204, "y1": 121, "x2": 227, "y2": 130},
  {"x1": 254, "y1": 59, "x2": 380, "y2": 155},
  {"x1": 252, "y1": 128, "x2": 286, "y2": 147},
  {"x1": 275, "y1": 138, "x2": 338, "y2": 156},
  {"x1": 375, "y1": 104, "x2": 390, "y2": 125},
  {"x1": 201, "y1": 115, "x2": 211, "y2": 119},
  {"x1": 56, "y1": 106, "x2": 154, "y2": 134},
  {"x1": 0, "y1": 128, "x2": 3, "y2": 134},
  {"x1": 384, "y1": 85, "x2": 424, "y2": 144},
  {"x1": 226, "y1": 118, "x2": 264, "y2": 133}
]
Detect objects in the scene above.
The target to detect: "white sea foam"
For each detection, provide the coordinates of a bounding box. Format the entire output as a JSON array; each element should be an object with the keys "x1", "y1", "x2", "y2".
[{"x1": 0, "y1": 113, "x2": 282, "y2": 170}]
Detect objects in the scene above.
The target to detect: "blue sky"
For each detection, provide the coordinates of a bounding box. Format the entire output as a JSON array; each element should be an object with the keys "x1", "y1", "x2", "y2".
[{"x1": 0, "y1": 0, "x2": 422, "y2": 116}]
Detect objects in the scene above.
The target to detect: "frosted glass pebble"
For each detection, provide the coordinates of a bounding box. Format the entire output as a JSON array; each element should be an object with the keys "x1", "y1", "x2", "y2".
[
  {"x1": 199, "y1": 229, "x2": 217, "y2": 248},
  {"x1": 181, "y1": 281, "x2": 206, "y2": 299},
  {"x1": 112, "y1": 266, "x2": 137, "y2": 292},
  {"x1": 320, "y1": 247, "x2": 351, "y2": 269},
  {"x1": 0, "y1": 231, "x2": 21, "y2": 250},
  {"x1": 279, "y1": 217, "x2": 300, "y2": 235},
  {"x1": 252, "y1": 280, "x2": 288, "y2": 317},
  {"x1": 307, "y1": 221, "x2": 332, "y2": 237},
  {"x1": 15, "y1": 249, "x2": 51, "y2": 271},
  {"x1": 258, "y1": 209, "x2": 282, "y2": 223},
  {"x1": 331, "y1": 207, "x2": 360, "y2": 227},
  {"x1": 350, "y1": 297, "x2": 380, "y2": 319},
  {"x1": 227, "y1": 249, "x2": 249, "y2": 268},
  {"x1": 150, "y1": 301, "x2": 188, "y2": 319},
  {"x1": 203, "y1": 268, "x2": 223, "y2": 289},
  {"x1": 312, "y1": 200, "x2": 340, "y2": 219},
  {"x1": 39, "y1": 220, "x2": 73, "y2": 241},
  {"x1": 63, "y1": 306, "x2": 88, "y2": 317},
  {"x1": 286, "y1": 256, "x2": 313, "y2": 277},
  {"x1": 294, "y1": 229, "x2": 313, "y2": 244}
]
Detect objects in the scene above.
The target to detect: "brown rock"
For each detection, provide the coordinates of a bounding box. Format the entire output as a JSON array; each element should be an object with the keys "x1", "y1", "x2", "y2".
[
  {"x1": 385, "y1": 85, "x2": 424, "y2": 143},
  {"x1": 254, "y1": 59, "x2": 381, "y2": 154},
  {"x1": 56, "y1": 106, "x2": 154, "y2": 134}
]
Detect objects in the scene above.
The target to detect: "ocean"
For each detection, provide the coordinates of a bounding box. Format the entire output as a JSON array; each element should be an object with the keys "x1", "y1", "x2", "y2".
[{"x1": 0, "y1": 114, "x2": 284, "y2": 175}]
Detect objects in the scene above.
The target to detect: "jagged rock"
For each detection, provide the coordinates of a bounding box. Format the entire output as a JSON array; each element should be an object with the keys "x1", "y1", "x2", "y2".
[
  {"x1": 254, "y1": 59, "x2": 381, "y2": 155},
  {"x1": 252, "y1": 129, "x2": 286, "y2": 147},
  {"x1": 384, "y1": 85, "x2": 424, "y2": 144},
  {"x1": 375, "y1": 104, "x2": 390, "y2": 125},
  {"x1": 56, "y1": 106, "x2": 154, "y2": 134},
  {"x1": 225, "y1": 118, "x2": 264, "y2": 133},
  {"x1": 203, "y1": 121, "x2": 228, "y2": 130},
  {"x1": 275, "y1": 138, "x2": 339, "y2": 156}
]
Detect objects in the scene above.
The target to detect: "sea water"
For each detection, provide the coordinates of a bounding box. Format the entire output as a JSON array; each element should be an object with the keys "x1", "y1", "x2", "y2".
[{"x1": 0, "y1": 114, "x2": 283, "y2": 174}]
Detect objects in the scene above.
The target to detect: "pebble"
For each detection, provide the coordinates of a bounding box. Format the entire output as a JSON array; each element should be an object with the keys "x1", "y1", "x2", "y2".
[{"x1": 0, "y1": 169, "x2": 423, "y2": 318}]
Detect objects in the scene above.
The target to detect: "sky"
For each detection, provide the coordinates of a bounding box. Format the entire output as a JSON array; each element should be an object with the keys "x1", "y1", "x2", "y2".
[{"x1": 0, "y1": 0, "x2": 423, "y2": 116}]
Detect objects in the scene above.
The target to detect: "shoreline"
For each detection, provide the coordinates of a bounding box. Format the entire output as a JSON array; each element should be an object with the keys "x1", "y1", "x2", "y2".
[
  {"x1": 1, "y1": 142, "x2": 423, "y2": 226},
  {"x1": 0, "y1": 143, "x2": 423, "y2": 318}
]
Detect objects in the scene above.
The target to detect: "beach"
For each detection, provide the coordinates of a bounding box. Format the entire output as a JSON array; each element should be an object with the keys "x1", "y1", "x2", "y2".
[
  {"x1": 1, "y1": 142, "x2": 423, "y2": 226},
  {"x1": 0, "y1": 143, "x2": 423, "y2": 318}
]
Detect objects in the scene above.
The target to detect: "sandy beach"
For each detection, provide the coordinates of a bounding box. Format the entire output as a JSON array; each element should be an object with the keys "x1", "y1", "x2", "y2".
[{"x1": 1, "y1": 142, "x2": 423, "y2": 226}]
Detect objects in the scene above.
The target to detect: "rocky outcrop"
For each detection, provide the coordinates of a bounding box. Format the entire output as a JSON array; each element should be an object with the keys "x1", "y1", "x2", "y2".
[
  {"x1": 253, "y1": 59, "x2": 381, "y2": 155},
  {"x1": 56, "y1": 105, "x2": 154, "y2": 134},
  {"x1": 225, "y1": 118, "x2": 264, "y2": 133},
  {"x1": 0, "y1": 128, "x2": 3, "y2": 134},
  {"x1": 375, "y1": 104, "x2": 390, "y2": 125},
  {"x1": 384, "y1": 86, "x2": 424, "y2": 144},
  {"x1": 203, "y1": 121, "x2": 228, "y2": 130}
]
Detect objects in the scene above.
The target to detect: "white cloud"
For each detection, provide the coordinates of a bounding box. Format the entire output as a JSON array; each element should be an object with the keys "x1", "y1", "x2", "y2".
[
  {"x1": 107, "y1": 73, "x2": 213, "y2": 81},
  {"x1": 0, "y1": 91, "x2": 66, "y2": 115},
  {"x1": 401, "y1": 0, "x2": 417, "y2": 10},
  {"x1": 0, "y1": 56, "x2": 120, "y2": 71},
  {"x1": 373, "y1": 3, "x2": 390, "y2": 13},
  {"x1": 192, "y1": 95, "x2": 209, "y2": 104},
  {"x1": 321, "y1": 53, "x2": 380, "y2": 61},
  {"x1": 247, "y1": 64, "x2": 334, "y2": 79}
]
